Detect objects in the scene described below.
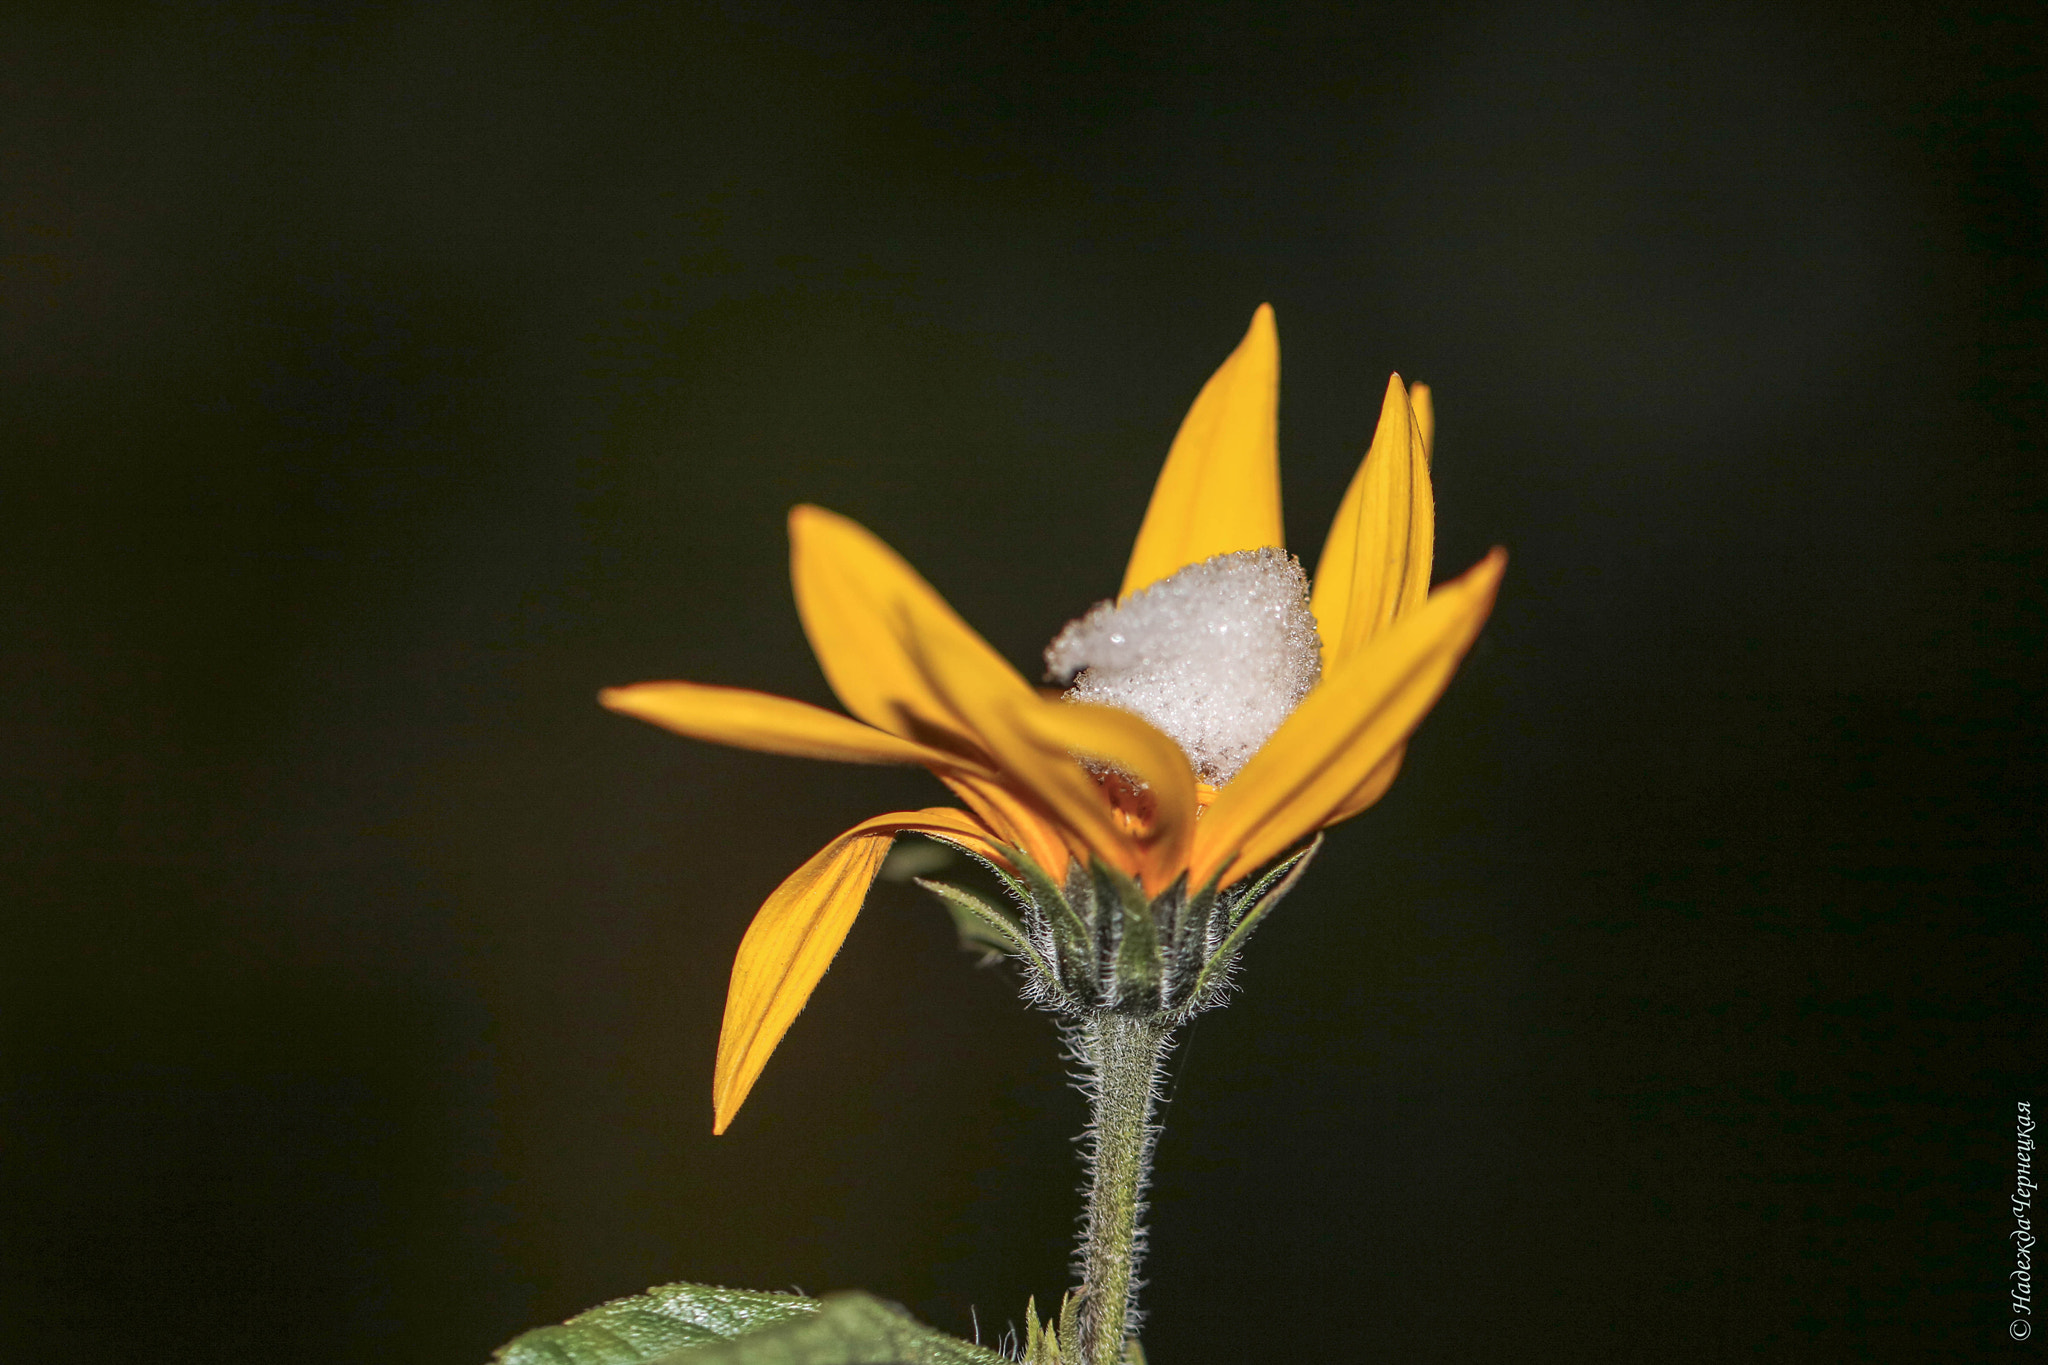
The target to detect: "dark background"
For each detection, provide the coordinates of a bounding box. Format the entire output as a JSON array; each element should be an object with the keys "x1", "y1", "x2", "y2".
[{"x1": 2, "y1": 2, "x2": 2042, "y2": 1361}]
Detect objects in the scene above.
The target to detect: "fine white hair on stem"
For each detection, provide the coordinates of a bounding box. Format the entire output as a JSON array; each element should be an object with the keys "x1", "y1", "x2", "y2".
[{"x1": 1063, "y1": 1014, "x2": 1175, "y2": 1352}]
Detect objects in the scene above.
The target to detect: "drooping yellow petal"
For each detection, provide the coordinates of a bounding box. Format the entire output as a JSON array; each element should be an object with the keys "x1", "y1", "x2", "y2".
[
  {"x1": 1410, "y1": 382, "x2": 1434, "y2": 463},
  {"x1": 1120, "y1": 305, "x2": 1284, "y2": 598},
  {"x1": 1310, "y1": 374, "x2": 1435, "y2": 671},
  {"x1": 599, "y1": 682, "x2": 988, "y2": 771},
  {"x1": 1192, "y1": 549, "x2": 1505, "y2": 889},
  {"x1": 713, "y1": 806, "x2": 1008, "y2": 1134},
  {"x1": 1003, "y1": 698, "x2": 1198, "y2": 893},
  {"x1": 789, "y1": 504, "x2": 1037, "y2": 760}
]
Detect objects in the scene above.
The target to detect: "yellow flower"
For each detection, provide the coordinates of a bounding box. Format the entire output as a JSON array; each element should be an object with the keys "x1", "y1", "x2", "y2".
[{"x1": 603, "y1": 305, "x2": 1505, "y2": 1132}]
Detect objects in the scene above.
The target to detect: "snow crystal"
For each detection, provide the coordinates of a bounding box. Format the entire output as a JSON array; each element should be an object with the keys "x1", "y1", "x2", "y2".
[{"x1": 1044, "y1": 548, "x2": 1324, "y2": 785}]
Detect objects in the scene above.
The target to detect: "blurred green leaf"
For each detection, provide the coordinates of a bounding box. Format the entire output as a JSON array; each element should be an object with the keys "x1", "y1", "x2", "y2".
[
  {"x1": 879, "y1": 836, "x2": 958, "y2": 883},
  {"x1": 656, "y1": 1291, "x2": 1008, "y2": 1364},
  {"x1": 915, "y1": 876, "x2": 1024, "y2": 964},
  {"x1": 493, "y1": 1283, "x2": 819, "y2": 1364},
  {"x1": 492, "y1": 1282, "x2": 1006, "y2": 1365}
]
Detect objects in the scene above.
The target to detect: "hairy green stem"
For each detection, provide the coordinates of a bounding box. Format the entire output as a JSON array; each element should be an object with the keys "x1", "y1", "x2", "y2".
[{"x1": 1075, "y1": 1013, "x2": 1173, "y2": 1365}]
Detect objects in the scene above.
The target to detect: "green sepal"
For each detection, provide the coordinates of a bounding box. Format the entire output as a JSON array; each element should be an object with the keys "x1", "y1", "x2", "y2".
[
  {"x1": 985, "y1": 862, "x2": 1034, "y2": 913},
  {"x1": 1010, "y1": 846, "x2": 1071, "y2": 921},
  {"x1": 1021, "y1": 1296, "x2": 1051, "y2": 1365},
  {"x1": 1165, "y1": 879, "x2": 1215, "y2": 1007},
  {"x1": 1068, "y1": 865, "x2": 1110, "y2": 1003},
  {"x1": 1020, "y1": 1292, "x2": 1082, "y2": 1365},
  {"x1": 1093, "y1": 860, "x2": 1161, "y2": 1011},
  {"x1": 1191, "y1": 835, "x2": 1322, "y2": 1004},
  {"x1": 492, "y1": 1282, "x2": 1006, "y2": 1365},
  {"x1": 1056, "y1": 1293, "x2": 1082, "y2": 1362},
  {"x1": 1221, "y1": 841, "x2": 1313, "y2": 929},
  {"x1": 930, "y1": 837, "x2": 1034, "y2": 912},
  {"x1": 1014, "y1": 849, "x2": 1094, "y2": 998},
  {"x1": 917, "y1": 877, "x2": 1023, "y2": 947},
  {"x1": 1061, "y1": 860, "x2": 1097, "y2": 928},
  {"x1": 916, "y1": 876, "x2": 1060, "y2": 981}
]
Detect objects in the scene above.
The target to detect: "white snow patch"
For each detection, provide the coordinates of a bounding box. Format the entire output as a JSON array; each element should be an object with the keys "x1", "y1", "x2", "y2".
[{"x1": 1044, "y1": 549, "x2": 1324, "y2": 785}]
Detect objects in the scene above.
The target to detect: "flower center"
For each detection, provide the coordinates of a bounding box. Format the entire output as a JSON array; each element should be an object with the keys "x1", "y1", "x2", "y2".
[{"x1": 1044, "y1": 548, "x2": 1324, "y2": 786}]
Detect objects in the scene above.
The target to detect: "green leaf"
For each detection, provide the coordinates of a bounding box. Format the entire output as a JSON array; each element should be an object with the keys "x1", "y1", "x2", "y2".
[
  {"x1": 655, "y1": 1292, "x2": 1006, "y2": 1365},
  {"x1": 493, "y1": 1282, "x2": 820, "y2": 1364},
  {"x1": 493, "y1": 1284, "x2": 1007, "y2": 1365}
]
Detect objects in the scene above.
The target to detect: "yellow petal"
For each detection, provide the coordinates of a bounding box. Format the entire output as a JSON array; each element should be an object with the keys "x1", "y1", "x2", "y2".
[
  {"x1": 938, "y1": 772, "x2": 1074, "y2": 879},
  {"x1": 1324, "y1": 744, "x2": 1404, "y2": 827},
  {"x1": 789, "y1": 504, "x2": 1036, "y2": 760},
  {"x1": 1002, "y1": 698, "x2": 1198, "y2": 893},
  {"x1": 1192, "y1": 549, "x2": 1505, "y2": 889},
  {"x1": 922, "y1": 696, "x2": 1174, "y2": 889},
  {"x1": 1120, "y1": 305, "x2": 1285, "y2": 598},
  {"x1": 713, "y1": 806, "x2": 1007, "y2": 1134},
  {"x1": 789, "y1": 506, "x2": 1155, "y2": 881},
  {"x1": 1410, "y1": 382, "x2": 1434, "y2": 463},
  {"x1": 1310, "y1": 374, "x2": 1435, "y2": 670},
  {"x1": 599, "y1": 682, "x2": 984, "y2": 770}
]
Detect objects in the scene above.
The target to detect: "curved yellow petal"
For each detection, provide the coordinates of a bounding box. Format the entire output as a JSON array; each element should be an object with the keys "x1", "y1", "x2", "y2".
[
  {"x1": 789, "y1": 504, "x2": 1036, "y2": 761},
  {"x1": 789, "y1": 506, "x2": 1157, "y2": 881},
  {"x1": 1310, "y1": 374, "x2": 1435, "y2": 671},
  {"x1": 1003, "y1": 698, "x2": 1198, "y2": 893},
  {"x1": 938, "y1": 772, "x2": 1074, "y2": 879},
  {"x1": 1120, "y1": 305, "x2": 1285, "y2": 598},
  {"x1": 599, "y1": 681, "x2": 985, "y2": 771},
  {"x1": 919, "y1": 695, "x2": 1168, "y2": 888},
  {"x1": 1410, "y1": 381, "x2": 1434, "y2": 463},
  {"x1": 713, "y1": 806, "x2": 1007, "y2": 1134},
  {"x1": 1192, "y1": 549, "x2": 1505, "y2": 889}
]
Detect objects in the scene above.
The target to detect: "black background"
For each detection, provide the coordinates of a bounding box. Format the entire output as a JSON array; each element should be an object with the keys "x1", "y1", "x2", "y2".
[{"x1": 3, "y1": 2, "x2": 2043, "y2": 1361}]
